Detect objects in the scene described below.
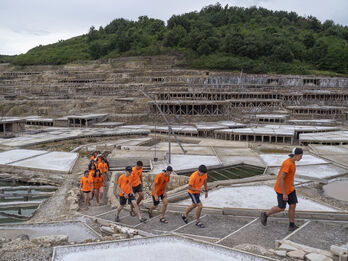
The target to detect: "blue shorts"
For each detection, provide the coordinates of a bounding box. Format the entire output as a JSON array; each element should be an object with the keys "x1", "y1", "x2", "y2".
[{"x1": 188, "y1": 192, "x2": 201, "y2": 204}]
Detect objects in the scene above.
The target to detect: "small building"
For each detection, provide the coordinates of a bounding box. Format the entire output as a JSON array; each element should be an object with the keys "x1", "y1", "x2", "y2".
[
  {"x1": 0, "y1": 117, "x2": 25, "y2": 137},
  {"x1": 53, "y1": 117, "x2": 69, "y2": 127},
  {"x1": 254, "y1": 114, "x2": 289, "y2": 123},
  {"x1": 24, "y1": 116, "x2": 54, "y2": 127},
  {"x1": 287, "y1": 105, "x2": 347, "y2": 119},
  {"x1": 67, "y1": 114, "x2": 108, "y2": 127}
]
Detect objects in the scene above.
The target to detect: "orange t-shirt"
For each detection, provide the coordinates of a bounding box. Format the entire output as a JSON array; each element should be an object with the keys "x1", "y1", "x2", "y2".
[
  {"x1": 80, "y1": 176, "x2": 93, "y2": 192},
  {"x1": 90, "y1": 155, "x2": 96, "y2": 161},
  {"x1": 93, "y1": 175, "x2": 104, "y2": 190},
  {"x1": 131, "y1": 166, "x2": 143, "y2": 187},
  {"x1": 187, "y1": 171, "x2": 207, "y2": 194},
  {"x1": 274, "y1": 158, "x2": 296, "y2": 195},
  {"x1": 97, "y1": 162, "x2": 108, "y2": 174},
  {"x1": 152, "y1": 172, "x2": 170, "y2": 197},
  {"x1": 118, "y1": 174, "x2": 132, "y2": 196},
  {"x1": 89, "y1": 169, "x2": 95, "y2": 178}
]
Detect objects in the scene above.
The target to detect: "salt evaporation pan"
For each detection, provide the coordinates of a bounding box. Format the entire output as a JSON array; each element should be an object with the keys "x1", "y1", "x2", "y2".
[
  {"x1": 53, "y1": 236, "x2": 267, "y2": 261},
  {"x1": 179, "y1": 185, "x2": 337, "y2": 212}
]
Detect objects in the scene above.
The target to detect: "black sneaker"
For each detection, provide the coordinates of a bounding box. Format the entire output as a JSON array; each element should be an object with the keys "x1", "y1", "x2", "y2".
[
  {"x1": 181, "y1": 214, "x2": 188, "y2": 224},
  {"x1": 139, "y1": 217, "x2": 147, "y2": 223},
  {"x1": 288, "y1": 224, "x2": 299, "y2": 232},
  {"x1": 115, "y1": 216, "x2": 120, "y2": 222},
  {"x1": 260, "y1": 212, "x2": 268, "y2": 226}
]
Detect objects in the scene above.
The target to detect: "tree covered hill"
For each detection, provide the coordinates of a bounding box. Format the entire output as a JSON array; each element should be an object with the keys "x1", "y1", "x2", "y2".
[{"x1": 7, "y1": 4, "x2": 348, "y2": 75}]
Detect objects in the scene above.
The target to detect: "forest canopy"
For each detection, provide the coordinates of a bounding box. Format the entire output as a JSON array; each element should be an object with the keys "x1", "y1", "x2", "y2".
[{"x1": 7, "y1": 4, "x2": 348, "y2": 75}]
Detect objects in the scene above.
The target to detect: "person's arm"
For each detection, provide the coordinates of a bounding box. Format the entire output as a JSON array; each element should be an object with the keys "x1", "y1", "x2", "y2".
[
  {"x1": 140, "y1": 173, "x2": 143, "y2": 186},
  {"x1": 279, "y1": 172, "x2": 288, "y2": 200},
  {"x1": 117, "y1": 183, "x2": 128, "y2": 198},
  {"x1": 80, "y1": 180, "x2": 83, "y2": 191},
  {"x1": 188, "y1": 185, "x2": 201, "y2": 192},
  {"x1": 130, "y1": 184, "x2": 134, "y2": 196},
  {"x1": 152, "y1": 182, "x2": 158, "y2": 200},
  {"x1": 203, "y1": 179, "x2": 208, "y2": 198}
]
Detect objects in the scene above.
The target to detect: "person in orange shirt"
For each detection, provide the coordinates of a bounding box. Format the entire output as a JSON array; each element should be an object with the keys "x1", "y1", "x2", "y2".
[
  {"x1": 115, "y1": 166, "x2": 147, "y2": 223},
  {"x1": 181, "y1": 165, "x2": 208, "y2": 228},
  {"x1": 93, "y1": 169, "x2": 105, "y2": 205},
  {"x1": 90, "y1": 151, "x2": 97, "y2": 162},
  {"x1": 80, "y1": 170, "x2": 94, "y2": 210},
  {"x1": 261, "y1": 148, "x2": 303, "y2": 231},
  {"x1": 97, "y1": 154, "x2": 103, "y2": 164},
  {"x1": 88, "y1": 164, "x2": 96, "y2": 178},
  {"x1": 148, "y1": 166, "x2": 173, "y2": 223},
  {"x1": 97, "y1": 158, "x2": 109, "y2": 180},
  {"x1": 129, "y1": 161, "x2": 144, "y2": 217}
]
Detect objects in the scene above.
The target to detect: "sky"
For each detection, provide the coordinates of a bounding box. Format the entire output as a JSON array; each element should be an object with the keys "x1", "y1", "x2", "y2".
[{"x1": 0, "y1": 0, "x2": 347, "y2": 55}]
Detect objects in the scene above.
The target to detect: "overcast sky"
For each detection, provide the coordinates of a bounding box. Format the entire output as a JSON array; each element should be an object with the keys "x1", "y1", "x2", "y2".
[{"x1": 1, "y1": 0, "x2": 347, "y2": 55}]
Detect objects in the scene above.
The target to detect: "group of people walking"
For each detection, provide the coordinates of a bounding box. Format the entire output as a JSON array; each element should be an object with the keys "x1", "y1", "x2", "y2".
[
  {"x1": 80, "y1": 151, "x2": 109, "y2": 210},
  {"x1": 80, "y1": 147, "x2": 304, "y2": 231}
]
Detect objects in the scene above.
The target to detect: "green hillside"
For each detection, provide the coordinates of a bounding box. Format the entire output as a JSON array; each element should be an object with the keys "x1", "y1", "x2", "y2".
[{"x1": 9, "y1": 4, "x2": 348, "y2": 75}]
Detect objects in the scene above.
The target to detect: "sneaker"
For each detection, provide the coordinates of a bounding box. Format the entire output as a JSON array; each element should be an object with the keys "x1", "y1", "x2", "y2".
[
  {"x1": 288, "y1": 224, "x2": 299, "y2": 232},
  {"x1": 260, "y1": 212, "x2": 268, "y2": 226},
  {"x1": 181, "y1": 214, "x2": 188, "y2": 224},
  {"x1": 115, "y1": 216, "x2": 120, "y2": 222},
  {"x1": 139, "y1": 217, "x2": 147, "y2": 223}
]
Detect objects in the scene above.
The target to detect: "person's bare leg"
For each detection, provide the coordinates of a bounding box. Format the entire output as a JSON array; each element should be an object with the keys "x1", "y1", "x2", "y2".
[
  {"x1": 160, "y1": 198, "x2": 168, "y2": 219},
  {"x1": 99, "y1": 187, "x2": 104, "y2": 204},
  {"x1": 116, "y1": 205, "x2": 124, "y2": 217},
  {"x1": 131, "y1": 200, "x2": 142, "y2": 219},
  {"x1": 195, "y1": 202, "x2": 203, "y2": 222},
  {"x1": 94, "y1": 190, "x2": 99, "y2": 204},
  {"x1": 288, "y1": 204, "x2": 296, "y2": 223},
  {"x1": 184, "y1": 204, "x2": 197, "y2": 217},
  {"x1": 136, "y1": 192, "x2": 144, "y2": 206},
  {"x1": 84, "y1": 193, "x2": 88, "y2": 210},
  {"x1": 150, "y1": 204, "x2": 158, "y2": 213},
  {"x1": 88, "y1": 192, "x2": 93, "y2": 205},
  {"x1": 130, "y1": 193, "x2": 138, "y2": 212},
  {"x1": 266, "y1": 206, "x2": 284, "y2": 217}
]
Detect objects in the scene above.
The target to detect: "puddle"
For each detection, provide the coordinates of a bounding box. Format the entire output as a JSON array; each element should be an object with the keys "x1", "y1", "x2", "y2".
[{"x1": 323, "y1": 179, "x2": 348, "y2": 202}]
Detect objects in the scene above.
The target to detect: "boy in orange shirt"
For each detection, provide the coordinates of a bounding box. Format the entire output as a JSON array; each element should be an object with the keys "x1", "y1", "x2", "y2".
[
  {"x1": 181, "y1": 165, "x2": 208, "y2": 228},
  {"x1": 129, "y1": 161, "x2": 144, "y2": 217},
  {"x1": 80, "y1": 170, "x2": 94, "y2": 210},
  {"x1": 148, "y1": 166, "x2": 173, "y2": 223},
  {"x1": 115, "y1": 166, "x2": 147, "y2": 223},
  {"x1": 261, "y1": 148, "x2": 303, "y2": 231}
]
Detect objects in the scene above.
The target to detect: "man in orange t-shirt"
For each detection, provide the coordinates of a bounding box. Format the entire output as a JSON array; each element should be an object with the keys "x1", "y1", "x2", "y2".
[
  {"x1": 129, "y1": 161, "x2": 144, "y2": 217},
  {"x1": 115, "y1": 166, "x2": 146, "y2": 223},
  {"x1": 80, "y1": 170, "x2": 94, "y2": 210},
  {"x1": 148, "y1": 166, "x2": 173, "y2": 223},
  {"x1": 261, "y1": 148, "x2": 303, "y2": 231},
  {"x1": 181, "y1": 165, "x2": 208, "y2": 228}
]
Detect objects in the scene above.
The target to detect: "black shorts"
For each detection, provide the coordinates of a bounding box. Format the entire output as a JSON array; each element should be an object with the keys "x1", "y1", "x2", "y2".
[
  {"x1": 188, "y1": 192, "x2": 201, "y2": 204},
  {"x1": 152, "y1": 194, "x2": 165, "y2": 206},
  {"x1": 133, "y1": 184, "x2": 143, "y2": 193},
  {"x1": 277, "y1": 190, "x2": 298, "y2": 209},
  {"x1": 82, "y1": 191, "x2": 91, "y2": 193},
  {"x1": 119, "y1": 194, "x2": 136, "y2": 206}
]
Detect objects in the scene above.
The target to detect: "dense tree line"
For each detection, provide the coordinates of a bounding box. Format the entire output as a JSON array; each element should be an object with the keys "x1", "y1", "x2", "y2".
[{"x1": 9, "y1": 4, "x2": 348, "y2": 75}]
